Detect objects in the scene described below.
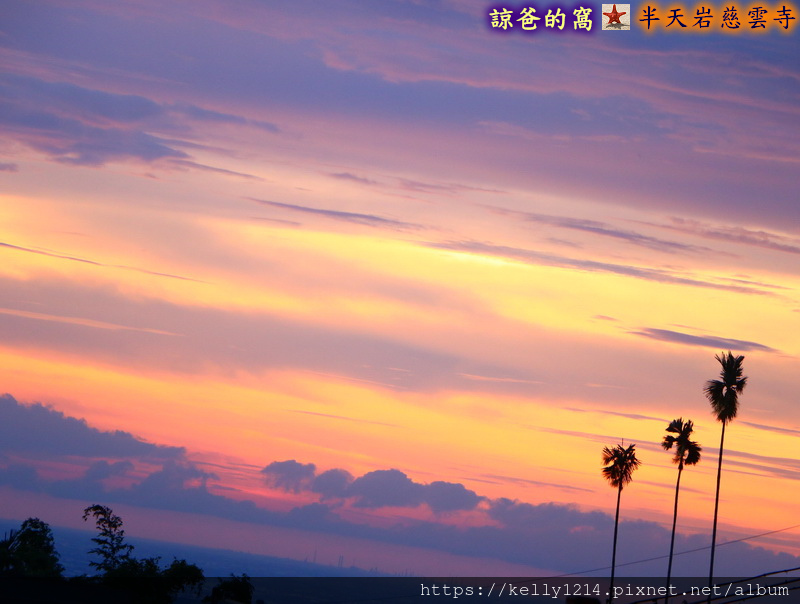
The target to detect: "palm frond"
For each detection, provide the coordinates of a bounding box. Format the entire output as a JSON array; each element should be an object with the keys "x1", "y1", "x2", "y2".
[
  {"x1": 662, "y1": 418, "x2": 701, "y2": 467},
  {"x1": 705, "y1": 351, "x2": 747, "y2": 423},
  {"x1": 684, "y1": 440, "x2": 701, "y2": 466},
  {"x1": 601, "y1": 443, "x2": 641, "y2": 489}
]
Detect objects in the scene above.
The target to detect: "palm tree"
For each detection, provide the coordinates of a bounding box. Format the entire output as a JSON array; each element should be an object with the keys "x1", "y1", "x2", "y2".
[
  {"x1": 705, "y1": 351, "x2": 746, "y2": 594},
  {"x1": 602, "y1": 442, "x2": 641, "y2": 603},
  {"x1": 662, "y1": 418, "x2": 701, "y2": 602}
]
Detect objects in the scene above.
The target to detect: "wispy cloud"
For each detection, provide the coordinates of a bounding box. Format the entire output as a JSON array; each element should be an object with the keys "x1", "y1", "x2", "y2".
[
  {"x1": 289, "y1": 409, "x2": 400, "y2": 429},
  {"x1": 169, "y1": 159, "x2": 263, "y2": 180},
  {"x1": 249, "y1": 216, "x2": 302, "y2": 227},
  {"x1": 740, "y1": 421, "x2": 800, "y2": 437},
  {"x1": 328, "y1": 172, "x2": 381, "y2": 186},
  {"x1": 0, "y1": 307, "x2": 180, "y2": 336},
  {"x1": 458, "y1": 373, "x2": 544, "y2": 385},
  {"x1": 478, "y1": 473, "x2": 593, "y2": 494},
  {"x1": 0, "y1": 241, "x2": 203, "y2": 282},
  {"x1": 565, "y1": 407, "x2": 666, "y2": 423},
  {"x1": 426, "y1": 240, "x2": 774, "y2": 296},
  {"x1": 170, "y1": 102, "x2": 280, "y2": 133},
  {"x1": 650, "y1": 217, "x2": 800, "y2": 256},
  {"x1": 721, "y1": 449, "x2": 800, "y2": 482},
  {"x1": 327, "y1": 172, "x2": 505, "y2": 197},
  {"x1": 488, "y1": 208, "x2": 715, "y2": 255},
  {"x1": 534, "y1": 426, "x2": 628, "y2": 444},
  {"x1": 0, "y1": 273, "x2": 477, "y2": 387},
  {"x1": 395, "y1": 178, "x2": 502, "y2": 195},
  {"x1": 630, "y1": 327, "x2": 777, "y2": 353},
  {"x1": 248, "y1": 198, "x2": 424, "y2": 231}
]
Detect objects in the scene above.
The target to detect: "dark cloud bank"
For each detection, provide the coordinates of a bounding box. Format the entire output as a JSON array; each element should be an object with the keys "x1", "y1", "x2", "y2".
[
  {"x1": 0, "y1": 73, "x2": 278, "y2": 167},
  {"x1": 0, "y1": 393, "x2": 184, "y2": 459},
  {"x1": 1, "y1": 394, "x2": 797, "y2": 577}
]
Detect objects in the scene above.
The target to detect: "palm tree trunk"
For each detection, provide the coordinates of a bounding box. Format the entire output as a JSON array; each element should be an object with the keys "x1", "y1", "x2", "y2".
[
  {"x1": 665, "y1": 463, "x2": 683, "y2": 604},
  {"x1": 609, "y1": 484, "x2": 621, "y2": 604},
  {"x1": 708, "y1": 420, "x2": 727, "y2": 603}
]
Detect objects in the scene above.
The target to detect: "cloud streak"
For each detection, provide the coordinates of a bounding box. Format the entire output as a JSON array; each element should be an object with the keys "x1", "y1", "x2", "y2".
[
  {"x1": 631, "y1": 327, "x2": 777, "y2": 352},
  {"x1": 0, "y1": 241, "x2": 203, "y2": 282},
  {"x1": 0, "y1": 307, "x2": 179, "y2": 336},
  {"x1": 565, "y1": 407, "x2": 666, "y2": 423},
  {"x1": 248, "y1": 199, "x2": 424, "y2": 231},
  {"x1": 656, "y1": 217, "x2": 800, "y2": 256},
  {"x1": 426, "y1": 240, "x2": 775, "y2": 296},
  {"x1": 740, "y1": 421, "x2": 800, "y2": 437},
  {"x1": 328, "y1": 172, "x2": 381, "y2": 186},
  {"x1": 488, "y1": 207, "x2": 715, "y2": 255},
  {"x1": 477, "y1": 473, "x2": 593, "y2": 494},
  {"x1": 290, "y1": 409, "x2": 400, "y2": 428}
]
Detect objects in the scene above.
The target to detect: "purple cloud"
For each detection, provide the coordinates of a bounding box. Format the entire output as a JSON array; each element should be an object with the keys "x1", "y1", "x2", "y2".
[
  {"x1": 311, "y1": 468, "x2": 354, "y2": 498},
  {"x1": 263, "y1": 462, "x2": 484, "y2": 512},
  {"x1": 0, "y1": 394, "x2": 184, "y2": 459},
  {"x1": 488, "y1": 207, "x2": 715, "y2": 255},
  {"x1": 0, "y1": 396, "x2": 796, "y2": 576},
  {"x1": 261, "y1": 460, "x2": 317, "y2": 493},
  {"x1": 631, "y1": 328, "x2": 776, "y2": 352}
]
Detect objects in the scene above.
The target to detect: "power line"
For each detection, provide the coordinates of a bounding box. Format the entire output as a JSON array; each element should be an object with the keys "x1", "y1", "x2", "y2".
[
  {"x1": 551, "y1": 522, "x2": 800, "y2": 577},
  {"x1": 312, "y1": 524, "x2": 800, "y2": 604},
  {"x1": 626, "y1": 567, "x2": 800, "y2": 604}
]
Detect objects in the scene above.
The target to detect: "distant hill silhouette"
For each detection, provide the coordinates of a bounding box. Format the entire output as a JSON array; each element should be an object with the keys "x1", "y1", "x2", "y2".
[{"x1": 0, "y1": 518, "x2": 389, "y2": 578}]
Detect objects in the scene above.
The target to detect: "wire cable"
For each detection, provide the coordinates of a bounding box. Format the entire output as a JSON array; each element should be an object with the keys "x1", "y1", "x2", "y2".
[{"x1": 551, "y1": 523, "x2": 800, "y2": 577}]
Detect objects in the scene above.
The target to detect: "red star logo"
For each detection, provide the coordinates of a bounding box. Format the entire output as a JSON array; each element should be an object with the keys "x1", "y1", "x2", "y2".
[{"x1": 603, "y1": 4, "x2": 627, "y2": 23}]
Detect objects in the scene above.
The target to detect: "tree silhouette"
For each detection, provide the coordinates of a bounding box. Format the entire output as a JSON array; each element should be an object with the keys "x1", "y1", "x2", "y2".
[
  {"x1": 661, "y1": 418, "x2": 701, "y2": 602},
  {"x1": 160, "y1": 557, "x2": 206, "y2": 596},
  {"x1": 83, "y1": 504, "x2": 204, "y2": 603},
  {"x1": 704, "y1": 351, "x2": 746, "y2": 595},
  {"x1": 204, "y1": 574, "x2": 254, "y2": 604},
  {"x1": 602, "y1": 443, "x2": 640, "y2": 604},
  {"x1": 106, "y1": 555, "x2": 205, "y2": 603},
  {"x1": 82, "y1": 504, "x2": 135, "y2": 573},
  {"x1": 0, "y1": 517, "x2": 64, "y2": 577}
]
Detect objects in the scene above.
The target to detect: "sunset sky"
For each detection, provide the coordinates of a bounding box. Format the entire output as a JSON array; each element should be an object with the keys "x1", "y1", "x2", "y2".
[{"x1": 0, "y1": 0, "x2": 798, "y2": 578}]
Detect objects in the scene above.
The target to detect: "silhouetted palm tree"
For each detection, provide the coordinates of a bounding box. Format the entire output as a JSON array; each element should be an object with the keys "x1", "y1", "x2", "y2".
[
  {"x1": 602, "y1": 443, "x2": 641, "y2": 603},
  {"x1": 662, "y1": 418, "x2": 701, "y2": 602},
  {"x1": 705, "y1": 351, "x2": 746, "y2": 593}
]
